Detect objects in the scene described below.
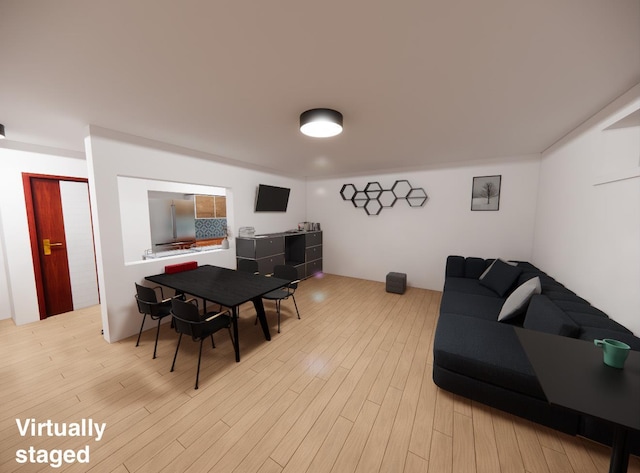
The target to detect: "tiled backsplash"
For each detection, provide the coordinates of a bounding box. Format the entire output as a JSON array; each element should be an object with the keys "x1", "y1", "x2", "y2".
[{"x1": 195, "y1": 218, "x2": 227, "y2": 239}]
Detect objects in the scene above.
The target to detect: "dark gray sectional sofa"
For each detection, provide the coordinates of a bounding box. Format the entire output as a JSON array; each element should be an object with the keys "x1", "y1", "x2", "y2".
[{"x1": 433, "y1": 255, "x2": 640, "y2": 451}]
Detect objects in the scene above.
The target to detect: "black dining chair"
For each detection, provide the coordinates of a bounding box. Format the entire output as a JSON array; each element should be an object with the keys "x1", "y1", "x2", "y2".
[
  {"x1": 262, "y1": 264, "x2": 301, "y2": 333},
  {"x1": 134, "y1": 283, "x2": 177, "y2": 359},
  {"x1": 170, "y1": 298, "x2": 234, "y2": 389}
]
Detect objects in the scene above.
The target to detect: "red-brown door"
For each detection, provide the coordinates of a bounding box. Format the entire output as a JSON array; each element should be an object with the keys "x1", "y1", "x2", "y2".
[{"x1": 24, "y1": 175, "x2": 76, "y2": 318}]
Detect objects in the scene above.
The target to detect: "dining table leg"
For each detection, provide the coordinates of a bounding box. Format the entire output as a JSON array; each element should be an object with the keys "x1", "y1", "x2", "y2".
[
  {"x1": 232, "y1": 306, "x2": 240, "y2": 362},
  {"x1": 252, "y1": 297, "x2": 272, "y2": 342}
]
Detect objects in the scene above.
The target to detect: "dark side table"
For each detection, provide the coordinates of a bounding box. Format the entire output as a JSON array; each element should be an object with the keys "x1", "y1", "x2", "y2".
[{"x1": 515, "y1": 327, "x2": 640, "y2": 473}]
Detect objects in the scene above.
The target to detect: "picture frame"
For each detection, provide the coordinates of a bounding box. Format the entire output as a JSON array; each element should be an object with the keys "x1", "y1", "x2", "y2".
[{"x1": 471, "y1": 175, "x2": 501, "y2": 211}]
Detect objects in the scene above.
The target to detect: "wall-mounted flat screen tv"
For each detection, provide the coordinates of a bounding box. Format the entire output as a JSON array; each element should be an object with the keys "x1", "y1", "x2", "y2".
[{"x1": 255, "y1": 184, "x2": 290, "y2": 212}]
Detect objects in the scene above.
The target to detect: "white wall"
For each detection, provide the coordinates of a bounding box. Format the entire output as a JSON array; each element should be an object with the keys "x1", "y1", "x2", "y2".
[
  {"x1": 85, "y1": 126, "x2": 307, "y2": 342},
  {"x1": 533, "y1": 84, "x2": 640, "y2": 336},
  {"x1": 0, "y1": 206, "x2": 12, "y2": 320},
  {"x1": 0, "y1": 145, "x2": 88, "y2": 324},
  {"x1": 306, "y1": 156, "x2": 541, "y2": 291}
]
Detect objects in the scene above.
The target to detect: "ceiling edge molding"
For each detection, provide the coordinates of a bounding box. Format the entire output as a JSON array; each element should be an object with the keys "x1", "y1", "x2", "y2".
[
  {"x1": 305, "y1": 153, "x2": 542, "y2": 181},
  {"x1": 85, "y1": 125, "x2": 304, "y2": 180},
  {"x1": 542, "y1": 82, "x2": 640, "y2": 157},
  {"x1": 0, "y1": 140, "x2": 85, "y2": 160}
]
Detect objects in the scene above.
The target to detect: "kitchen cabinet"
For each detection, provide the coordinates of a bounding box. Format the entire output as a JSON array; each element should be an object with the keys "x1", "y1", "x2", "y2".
[
  {"x1": 236, "y1": 231, "x2": 322, "y2": 279},
  {"x1": 236, "y1": 235, "x2": 285, "y2": 275},
  {"x1": 195, "y1": 195, "x2": 214, "y2": 218},
  {"x1": 195, "y1": 195, "x2": 227, "y2": 219},
  {"x1": 214, "y1": 196, "x2": 227, "y2": 218}
]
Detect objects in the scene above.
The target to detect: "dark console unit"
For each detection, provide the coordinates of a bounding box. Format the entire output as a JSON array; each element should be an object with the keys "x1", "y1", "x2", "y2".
[{"x1": 236, "y1": 231, "x2": 322, "y2": 279}]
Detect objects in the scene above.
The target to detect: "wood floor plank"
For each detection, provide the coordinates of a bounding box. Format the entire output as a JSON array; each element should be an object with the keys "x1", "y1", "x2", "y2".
[
  {"x1": 428, "y1": 430, "x2": 453, "y2": 473},
  {"x1": 330, "y1": 401, "x2": 380, "y2": 473},
  {"x1": 492, "y1": 410, "x2": 526, "y2": 473},
  {"x1": 379, "y1": 311, "x2": 431, "y2": 473},
  {"x1": 557, "y1": 434, "x2": 598, "y2": 473},
  {"x1": 340, "y1": 348, "x2": 387, "y2": 421},
  {"x1": 287, "y1": 415, "x2": 353, "y2": 473},
  {"x1": 542, "y1": 445, "x2": 575, "y2": 473},
  {"x1": 453, "y1": 411, "x2": 476, "y2": 473},
  {"x1": 512, "y1": 417, "x2": 551, "y2": 473},
  {"x1": 536, "y1": 425, "x2": 566, "y2": 454},
  {"x1": 233, "y1": 378, "x2": 326, "y2": 473},
  {"x1": 269, "y1": 367, "x2": 349, "y2": 467},
  {"x1": 408, "y1": 364, "x2": 438, "y2": 462},
  {"x1": 353, "y1": 386, "x2": 403, "y2": 473},
  {"x1": 433, "y1": 387, "x2": 454, "y2": 436},
  {"x1": 367, "y1": 341, "x2": 404, "y2": 405},
  {"x1": 212, "y1": 390, "x2": 299, "y2": 473},
  {"x1": 404, "y1": 451, "x2": 429, "y2": 473},
  {"x1": 133, "y1": 439, "x2": 185, "y2": 473},
  {"x1": 257, "y1": 458, "x2": 284, "y2": 473},
  {"x1": 471, "y1": 401, "x2": 501, "y2": 473}
]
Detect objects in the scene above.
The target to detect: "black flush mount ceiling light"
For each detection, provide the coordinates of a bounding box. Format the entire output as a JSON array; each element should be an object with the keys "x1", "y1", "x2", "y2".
[
  {"x1": 300, "y1": 108, "x2": 343, "y2": 138},
  {"x1": 0, "y1": 124, "x2": 5, "y2": 139}
]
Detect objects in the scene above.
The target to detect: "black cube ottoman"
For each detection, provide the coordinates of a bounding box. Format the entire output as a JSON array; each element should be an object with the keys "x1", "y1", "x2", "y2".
[{"x1": 386, "y1": 272, "x2": 407, "y2": 294}]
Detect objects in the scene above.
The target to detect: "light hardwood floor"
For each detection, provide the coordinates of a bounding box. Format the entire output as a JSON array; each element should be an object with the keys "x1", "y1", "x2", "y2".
[{"x1": 1, "y1": 274, "x2": 638, "y2": 473}]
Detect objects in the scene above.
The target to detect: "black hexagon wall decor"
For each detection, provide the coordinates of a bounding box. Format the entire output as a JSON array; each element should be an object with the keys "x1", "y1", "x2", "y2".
[
  {"x1": 340, "y1": 180, "x2": 428, "y2": 215},
  {"x1": 340, "y1": 183, "x2": 357, "y2": 201}
]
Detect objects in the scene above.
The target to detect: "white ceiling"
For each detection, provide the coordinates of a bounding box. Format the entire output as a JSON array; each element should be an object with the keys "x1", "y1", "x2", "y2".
[{"x1": 1, "y1": 0, "x2": 639, "y2": 178}]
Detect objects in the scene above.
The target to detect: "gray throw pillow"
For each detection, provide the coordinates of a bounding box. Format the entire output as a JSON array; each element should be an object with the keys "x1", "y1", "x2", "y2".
[{"x1": 498, "y1": 277, "x2": 541, "y2": 321}]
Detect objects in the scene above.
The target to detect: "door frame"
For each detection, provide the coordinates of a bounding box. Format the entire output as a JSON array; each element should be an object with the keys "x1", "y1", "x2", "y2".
[{"x1": 23, "y1": 173, "x2": 94, "y2": 319}]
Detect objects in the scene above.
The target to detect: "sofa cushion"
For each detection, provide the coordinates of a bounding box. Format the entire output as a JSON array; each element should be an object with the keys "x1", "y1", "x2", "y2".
[
  {"x1": 465, "y1": 257, "x2": 489, "y2": 279},
  {"x1": 479, "y1": 259, "x2": 523, "y2": 297},
  {"x1": 543, "y1": 289, "x2": 589, "y2": 305},
  {"x1": 515, "y1": 262, "x2": 539, "y2": 273},
  {"x1": 440, "y1": 292, "x2": 504, "y2": 322},
  {"x1": 498, "y1": 277, "x2": 541, "y2": 322},
  {"x1": 578, "y1": 327, "x2": 640, "y2": 351},
  {"x1": 553, "y1": 301, "x2": 608, "y2": 318},
  {"x1": 517, "y1": 272, "x2": 541, "y2": 286},
  {"x1": 567, "y1": 312, "x2": 633, "y2": 334},
  {"x1": 523, "y1": 295, "x2": 581, "y2": 338},
  {"x1": 434, "y1": 313, "x2": 545, "y2": 399},
  {"x1": 446, "y1": 256, "x2": 466, "y2": 278},
  {"x1": 444, "y1": 277, "x2": 501, "y2": 298}
]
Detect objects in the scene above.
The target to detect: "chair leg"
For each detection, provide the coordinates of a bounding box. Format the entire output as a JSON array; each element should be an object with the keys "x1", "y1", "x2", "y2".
[
  {"x1": 277, "y1": 300, "x2": 281, "y2": 333},
  {"x1": 211, "y1": 334, "x2": 215, "y2": 349},
  {"x1": 136, "y1": 314, "x2": 147, "y2": 347},
  {"x1": 195, "y1": 339, "x2": 204, "y2": 390},
  {"x1": 171, "y1": 333, "x2": 182, "y2": 372},
  {"x1": 292, "y1": 295, "x2": 300, "y2": 319},
  {"x1": 153, "y1": 318, "x2": 162, "y2": 359}
]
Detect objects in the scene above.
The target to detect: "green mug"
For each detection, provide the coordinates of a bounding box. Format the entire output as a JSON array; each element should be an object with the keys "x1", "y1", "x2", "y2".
[{"x1": 594, "y1": 338, "x2": 631, "y2": 369}]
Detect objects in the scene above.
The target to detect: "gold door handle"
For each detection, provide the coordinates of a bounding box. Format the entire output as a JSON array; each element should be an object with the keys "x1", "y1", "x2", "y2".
[{"x1": 43, "y1": 239, "x2": 63, "y2": 256}]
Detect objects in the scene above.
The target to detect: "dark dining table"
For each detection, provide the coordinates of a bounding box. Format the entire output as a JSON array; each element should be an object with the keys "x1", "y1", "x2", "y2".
[{"x1": 146, "y1": 264, "x2": 289, "y2": 362}]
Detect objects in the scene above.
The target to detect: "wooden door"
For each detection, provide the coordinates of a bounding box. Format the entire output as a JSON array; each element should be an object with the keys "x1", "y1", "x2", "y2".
[{"x1": 24, "y1": 175, "x2": 77, "y2": 318}]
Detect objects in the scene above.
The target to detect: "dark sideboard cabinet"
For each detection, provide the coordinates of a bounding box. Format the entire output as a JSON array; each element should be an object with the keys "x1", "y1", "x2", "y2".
[{"x1": 236, "y1": 231, "x2": 322, "y2": 279}]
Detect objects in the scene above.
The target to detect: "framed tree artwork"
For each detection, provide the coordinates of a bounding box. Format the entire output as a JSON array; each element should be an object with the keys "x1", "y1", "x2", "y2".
[{"x1": 471, "y1": 175, "x2": 501, "y2": 211}]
